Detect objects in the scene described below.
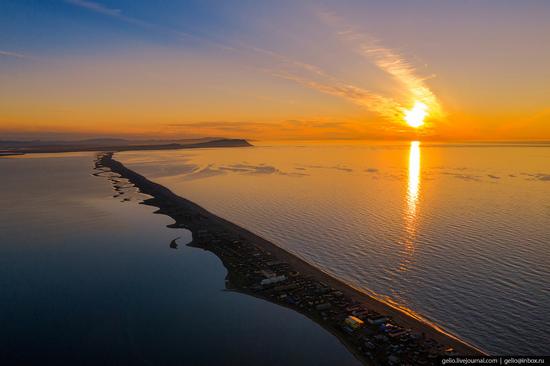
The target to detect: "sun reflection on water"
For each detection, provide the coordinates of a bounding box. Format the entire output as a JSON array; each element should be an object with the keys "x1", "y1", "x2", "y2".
[
  {"x1": 400, "y1": 141, "x2": 421, "y2": 272},
  {"x1": 407, "y1": 141, "x2": 421, "y2": 214}
]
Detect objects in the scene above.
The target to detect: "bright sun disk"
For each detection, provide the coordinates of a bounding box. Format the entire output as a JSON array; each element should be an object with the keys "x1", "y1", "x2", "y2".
[{"x1": 404, "y1": 101, "x2": 428, "y2": 128}]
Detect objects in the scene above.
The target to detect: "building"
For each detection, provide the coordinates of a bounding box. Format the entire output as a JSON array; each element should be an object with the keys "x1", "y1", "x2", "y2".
[
  {"x1": 260, "y1": 275, "x2": 287, "y2": 286},
  {"x1": 368, "y1": 315, "x2": 388, "y2": 325},
  {"x1": 345, "y1": 315, "x2": 364, "y2": 330}
]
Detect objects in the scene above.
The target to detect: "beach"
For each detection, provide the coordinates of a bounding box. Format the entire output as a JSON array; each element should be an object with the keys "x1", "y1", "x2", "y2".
[{"x1": 97, "y1": 151, "x2": 484, "y2": 364}]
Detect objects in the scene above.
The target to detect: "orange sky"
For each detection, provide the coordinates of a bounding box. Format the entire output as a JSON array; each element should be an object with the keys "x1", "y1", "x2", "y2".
[{"x1": 1, "y1": 1, "x2": 549, "y2": 141}]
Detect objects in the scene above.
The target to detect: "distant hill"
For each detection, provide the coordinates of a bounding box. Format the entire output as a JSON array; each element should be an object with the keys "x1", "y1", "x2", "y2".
[
  {"x1": 184, "y1": 139, "x2": 252, "y2": 148},
  {"x1": 0, "y1": 138, "x2": 252, "y2": 155},
  {"x1": 0, "y1": 137, "x2": 225, "y2": 149},
  {"x1": 115, "y1": 139, "x2": 253, "y2": 151}
]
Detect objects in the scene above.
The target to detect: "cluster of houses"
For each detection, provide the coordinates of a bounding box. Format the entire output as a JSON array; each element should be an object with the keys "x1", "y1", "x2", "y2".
[{"x1": 192, "y1": 226, "x2": 459, "y2": 365}]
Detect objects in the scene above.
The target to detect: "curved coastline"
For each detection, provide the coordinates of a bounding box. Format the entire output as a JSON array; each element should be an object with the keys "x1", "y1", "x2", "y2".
[{"x1": 95, "y1": 151, "x2": 485, "y2": 365}]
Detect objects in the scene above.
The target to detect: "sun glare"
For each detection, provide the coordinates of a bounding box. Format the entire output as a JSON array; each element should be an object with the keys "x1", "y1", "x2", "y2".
[{"x1": 404, "y1": 101, "x2": 428, "y2": 128}]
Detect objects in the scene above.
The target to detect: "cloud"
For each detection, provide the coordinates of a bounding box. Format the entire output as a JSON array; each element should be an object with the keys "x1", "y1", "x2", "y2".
[
  {"x1": 165, "y1": 119, "x2": 363, "y2": 140},
  {"x1": 247, "y1": 14, "x2": 443, "y2": 128},
  {"x1": 252, "y1": 47, "x2": 403, "y2": 123},
  {"x1": 64, "y1": 0, "x2": 234, "y2": 51},
  {"x1": 65, "y1": 0, "x2": 121, "y2": 16},
  {"x1": 358, "y1": 43, "x2": 443, "y2": 118},
  {"x1": 273, "y1": 70, "x2": 403, "y2": 121},
  {"x1": 167, "y1": 121, "x2": 268, "y2": 133},
  {"x1": 0, "y1": 50, "x2": 31, "y2": 60},
  {"x1": 65, "y1": 0, "x2": 154, "y2": 28},
  {"x1": 319, "y1": 11, "x2": 444, "y2": 120}
]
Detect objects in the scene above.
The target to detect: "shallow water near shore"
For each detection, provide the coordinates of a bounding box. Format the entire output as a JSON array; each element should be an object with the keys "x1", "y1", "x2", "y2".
[
  {"x1": 118, "y1": 141, "x2": 550, "y2": 355},
  {"x1": 0, "y1": 153, "x2": 360, "y2": 365}
]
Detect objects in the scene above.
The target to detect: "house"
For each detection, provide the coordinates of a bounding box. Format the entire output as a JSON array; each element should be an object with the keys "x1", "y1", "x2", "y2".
[
  {"x1": 368, "y1": 315, "x2": 388, "y2": 325},
  {"x1": 345, "y1": 315, "x2": 364, "y2": 329},
  {"x1": 260, "y1": 275, "x2": 287, "y2": 286}
]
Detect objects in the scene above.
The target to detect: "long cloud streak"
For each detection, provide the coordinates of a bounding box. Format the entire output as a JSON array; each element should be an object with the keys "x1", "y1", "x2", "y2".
[
  {"x1": 61, "y1": 2, "x2": 443, "y2": 126},
  {"x1": 321, "y1": 11, "x2": 444, "y2": 120},
  {"x1": 251, "y1": 47, "x2": 403, "y2": 123},
  {"x1": 0, "y1": 50, "x2": 30, "y2": 59},
  {"x1": 64, "y1": 0, "x2": 230, "y2": 49},
  {"x1": 65, "y1": 0, "x2": 152, "y2": 28}
]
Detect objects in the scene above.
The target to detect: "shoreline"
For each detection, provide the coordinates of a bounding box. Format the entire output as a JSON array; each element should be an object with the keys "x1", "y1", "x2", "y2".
[{"x1": 96, "y1": 152, "x2": 485, "y2": 365}]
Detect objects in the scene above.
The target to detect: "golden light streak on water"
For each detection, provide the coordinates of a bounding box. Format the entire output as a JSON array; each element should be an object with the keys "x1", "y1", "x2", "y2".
[
  {"x1": 407, "y1": 141, "x2": 421, "y2": 213},
  {"x1": 399, "y1": 141, "x2": 421, "y2": 272}
]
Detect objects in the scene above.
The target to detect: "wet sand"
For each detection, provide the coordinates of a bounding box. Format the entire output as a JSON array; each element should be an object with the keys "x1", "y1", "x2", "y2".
[{"x1": 96, "y1": 152, "x2": 485, "y2": 364}]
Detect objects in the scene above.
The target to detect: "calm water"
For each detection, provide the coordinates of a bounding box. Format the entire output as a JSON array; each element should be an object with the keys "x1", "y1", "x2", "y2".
[
  {"x1": 0, "y1": 153, "x2": 359, "y2": 365},
  {"x1": 118, "y1": 142, "x2": 550, "y2": 355}
]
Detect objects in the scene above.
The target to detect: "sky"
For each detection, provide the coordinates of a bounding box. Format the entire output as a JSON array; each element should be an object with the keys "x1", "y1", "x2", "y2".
[{"x1": 1, "y1": 0, "x2": 549, "y2": 141}]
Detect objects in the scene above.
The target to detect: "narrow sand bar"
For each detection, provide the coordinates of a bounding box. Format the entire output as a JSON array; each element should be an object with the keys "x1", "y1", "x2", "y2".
[{"x1": 96, "y1": 152, "x2": 485, "y2": 365}]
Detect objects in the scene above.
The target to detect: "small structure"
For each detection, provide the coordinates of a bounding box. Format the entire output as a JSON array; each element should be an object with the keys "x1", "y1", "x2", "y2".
[
  {"x1": 260, "y1": 269, "x2": 276, "y2": 278},
  {"x1": 368, "y1": 315, "x2": 388, "y2": 325},
  {"x1": 344, "y1": 315, "x2": 364, "y2": 330},
  {"x1": 260, "y1": 275, "x2": 287, "y2": 286}
]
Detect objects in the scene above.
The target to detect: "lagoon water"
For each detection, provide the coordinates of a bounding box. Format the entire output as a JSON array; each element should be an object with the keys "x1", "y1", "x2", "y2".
[
  {"x1": 0, "y1": 153, "x2": 359, "y2": 365},
  {"x1": 118, "y1": 142, "x2": 550, "y2": 355}
]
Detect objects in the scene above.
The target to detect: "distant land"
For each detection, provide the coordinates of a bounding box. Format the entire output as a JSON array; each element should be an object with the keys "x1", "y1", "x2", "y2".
[{"x1": 0, "y1": 138, "x2": 252, "y2": 156}]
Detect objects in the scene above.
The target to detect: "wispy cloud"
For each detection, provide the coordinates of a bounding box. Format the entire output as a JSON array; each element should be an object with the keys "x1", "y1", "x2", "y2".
[
  {"x1": 0, "y1": 50, "x2": 30, "y2": 60},
  {"x1": 65, "y1": 0, "x2": 120, "y2": 16},
  {"x1": 165, "y1": 119, "x2": 365, "y2": 140},
  {"x1": 167, "y1": 121, "x2": 268, "y2": 133},
  {"x1": 320, "y1": 11, "x2": 445, "y2": 120},
  {"x1": 65, "y1": 0, "x2": 156, "y2": 28},
  {"x1": 275, "y1": 71, "x2": 403, "y2": 121},
  {"x1": 251, "y1": 47, "x2": 403, "y2": 123},
  {"x1": 64, "y1": 0, "x2": 231, "y2": 49}
]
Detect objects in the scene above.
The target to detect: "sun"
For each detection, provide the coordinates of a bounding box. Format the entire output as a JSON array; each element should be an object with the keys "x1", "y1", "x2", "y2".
[{"x1": 404, "y1": 101, "x2": 428, "y2": 128}]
